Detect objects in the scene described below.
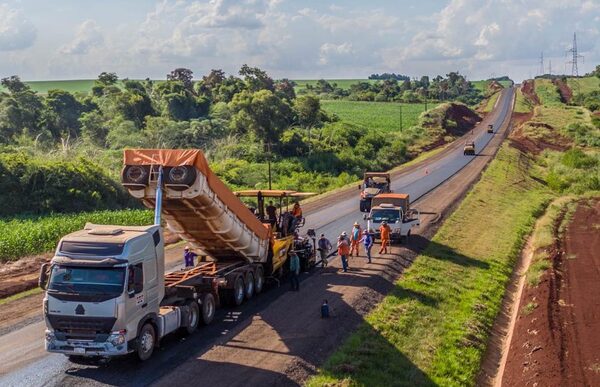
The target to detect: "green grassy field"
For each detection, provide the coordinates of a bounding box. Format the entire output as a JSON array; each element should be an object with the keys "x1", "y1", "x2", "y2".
[
  {"x1": 566, "y1": 76, "x2": 600, "y2": 96},
  {"x1": 321, "y1": 100, "x2": 433, "y2": 133},
  {"x1": 292, "y1": 79, "x2": 376, "y2": 92},
  {"x1": 483, "y1": 92, "x2": 500, "y2": 113},
  {"x1": 308, "y1": 144, "x2": 552, "y2": 386},
  {"x1": 534, "y1": 79, "x2": 562, "y2": 106},
  {"x1": 0, "y1": 79, "x2": 96, "y2": 94},
  {"x1": 514, "y1": 87, "x2": 533, "y2": 113}
]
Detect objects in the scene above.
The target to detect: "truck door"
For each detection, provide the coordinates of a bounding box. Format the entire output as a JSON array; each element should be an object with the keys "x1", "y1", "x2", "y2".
[{"x1": 126, "y1": 263, "x2": 147, "y2": 330}]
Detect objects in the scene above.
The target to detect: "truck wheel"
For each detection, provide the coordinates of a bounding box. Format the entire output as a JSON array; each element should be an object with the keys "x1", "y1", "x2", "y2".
[
  {"x1": 184, "y1": 300, "x2": 200, "y2": 334},
  {"x1": 200, "y1": 294, "x2": 215, "y2": 325},
  {"x1": 136, "y1": 323, "x2": 156, "y2": 361},
  {"x1": 254, "y1": 266, "x2": 265, "y2": 294},
  {"x1": 245, "y1": 272, "x2": 255, "y2": 299},
  {"x1": 230, "y1": 276, "x2": 245, "y2": 306}
]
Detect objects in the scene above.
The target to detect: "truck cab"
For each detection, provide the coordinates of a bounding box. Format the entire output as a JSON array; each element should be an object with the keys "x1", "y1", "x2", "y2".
[
  {"x1": 359, "y1": 172, "x2": 392, "y2": 212},
  {"x1": 364, "y1": 193, "x2": 420, "y2": 243},
  {"x1": 487, "y1": 124, "x2": 494, "y2": 134},
  {"x1": 39, "y1": 223, "x2": 176, "y2": 360}
]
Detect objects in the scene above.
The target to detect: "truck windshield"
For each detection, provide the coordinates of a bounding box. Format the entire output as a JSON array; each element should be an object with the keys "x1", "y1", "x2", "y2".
[
  {"x1": 48, "y1": 265, "x2": 125, "y2": 295},
  {"x1": 371, "y1": 209, "x2": 400, "y2": 223}
]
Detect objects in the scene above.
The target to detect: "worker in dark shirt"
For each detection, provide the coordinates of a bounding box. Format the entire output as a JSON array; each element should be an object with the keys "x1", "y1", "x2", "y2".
[
  {"x1": 183, "y1": 246, "x2": 197, "y2": 268},
  {"x1": 266, "y1": 200, "x2": 277, "y2": 226}
]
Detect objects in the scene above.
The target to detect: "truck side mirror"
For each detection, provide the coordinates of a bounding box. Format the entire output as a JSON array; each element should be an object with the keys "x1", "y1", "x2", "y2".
[
  {"x1": 39, "y1": 263, "x2": 50, "y2": 290},
  {"x1": 358, "y1": 184, "x2": 362, "y2": 191},
  {"x1": 363, "y1": 214, "x2": 368, "y2": 220}
]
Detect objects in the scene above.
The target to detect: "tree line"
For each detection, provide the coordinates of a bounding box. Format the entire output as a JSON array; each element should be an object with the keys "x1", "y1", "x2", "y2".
[{"x1": 299, "y1": 72, "x2": 484, "y2": 105}]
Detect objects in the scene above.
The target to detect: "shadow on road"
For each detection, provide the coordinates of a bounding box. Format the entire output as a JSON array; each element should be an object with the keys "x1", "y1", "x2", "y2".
[{"x1": 57, "y1": 236, "x2": 478, "y2": 386}]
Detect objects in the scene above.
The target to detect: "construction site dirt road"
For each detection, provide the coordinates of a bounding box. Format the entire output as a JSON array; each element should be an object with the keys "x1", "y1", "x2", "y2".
[{"x1": 0, "y1": 88, "x2": 514, "y2": 387}]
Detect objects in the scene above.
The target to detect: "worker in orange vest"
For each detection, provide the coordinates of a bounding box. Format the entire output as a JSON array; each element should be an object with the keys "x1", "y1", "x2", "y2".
[
  {"x1": 349, "y1": 222, "x2": 362, "y2": 257},
  {"x1": 291, "y1": 201, "x2": 303, "y2": 231},
  {"x1": 337, "y1": 234, "x2": 350, "y2": 272},
  {"x1": 378, "y1": 221, "x2": 391, "y2": 254}
]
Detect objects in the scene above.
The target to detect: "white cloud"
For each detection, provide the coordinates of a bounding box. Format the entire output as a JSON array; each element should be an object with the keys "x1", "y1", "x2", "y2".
[
  {"x1": 60, "y1": 20, "x2": 103, "y2": 55},
  {"x1": 0, "y1": 4, "x2": 37, "y2": 51},
  {"x1": 319, "y1": 42, "x2": 354, "y2": 65}
]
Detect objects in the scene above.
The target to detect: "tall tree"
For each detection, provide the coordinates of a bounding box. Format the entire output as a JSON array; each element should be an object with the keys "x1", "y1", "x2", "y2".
[
  {"x1": 167, "y1": 68, "x2": 194, "y2": 91},
  {"x1": 239, "y1": 64, "x2": 274, "y2": 92}
]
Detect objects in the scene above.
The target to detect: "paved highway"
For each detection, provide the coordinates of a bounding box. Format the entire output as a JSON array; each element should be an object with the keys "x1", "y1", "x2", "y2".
[{"x1": 0, "y1": 88, "x2": 514, "y2": 387}]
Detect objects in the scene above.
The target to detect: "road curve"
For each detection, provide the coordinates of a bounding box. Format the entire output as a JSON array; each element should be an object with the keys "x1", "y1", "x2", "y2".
[{"x1": 0, "y1": 88, "x2": 515, "y2": 387}]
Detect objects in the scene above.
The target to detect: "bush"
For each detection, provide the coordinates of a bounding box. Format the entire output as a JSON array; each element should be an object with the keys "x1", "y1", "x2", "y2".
[{"x1": 0, "y1": 153, "x2": 135, "y2": 217}]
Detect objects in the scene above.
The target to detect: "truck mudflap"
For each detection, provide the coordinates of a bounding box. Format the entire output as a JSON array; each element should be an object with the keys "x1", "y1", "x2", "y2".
[{"x1": 45, "y1": 330, "x2": 131, "y2": 357}]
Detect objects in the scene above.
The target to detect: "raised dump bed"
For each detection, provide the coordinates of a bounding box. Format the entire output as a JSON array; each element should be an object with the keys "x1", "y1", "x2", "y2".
[{"x1": 122, "y1": 149, "x2": 271, "y2": 263}]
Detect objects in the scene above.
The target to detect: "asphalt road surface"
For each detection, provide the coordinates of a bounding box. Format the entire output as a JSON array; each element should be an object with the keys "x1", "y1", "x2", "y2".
[{"x1": 0, "y1": 88, "x2": 514, "y2": 387}]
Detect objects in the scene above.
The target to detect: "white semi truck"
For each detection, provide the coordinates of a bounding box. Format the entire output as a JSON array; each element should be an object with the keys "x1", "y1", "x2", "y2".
[{"x1": 39, "y1": 149, "x2": 315, "y2": 361}]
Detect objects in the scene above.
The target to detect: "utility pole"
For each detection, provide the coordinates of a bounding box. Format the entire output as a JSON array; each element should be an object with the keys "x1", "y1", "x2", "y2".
[
  {"x1": 266, "y1": 142, "x2": 272, "y2": 190},
  {"x1": 399, "y1": 104, "x2": 403, "y2": 131},
  {"x1": 539, "y1": 51, "x2": 545, "y2": 76},
  {"x1": 566, "y1": 32, "x2": 584, "y2": 76}
]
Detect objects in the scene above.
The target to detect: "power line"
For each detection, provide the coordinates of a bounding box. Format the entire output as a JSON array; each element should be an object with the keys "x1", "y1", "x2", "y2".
[{"x1": 566, "y1": 32, "x2": 584, "y2": 76}]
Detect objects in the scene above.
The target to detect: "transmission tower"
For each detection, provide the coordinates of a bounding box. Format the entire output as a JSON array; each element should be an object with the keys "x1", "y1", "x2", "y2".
[
  {"x1": 548, "y1": 60, "x2": 552, "y2": 75},
  {"x1": 566, "y1": 32, "x2": 584, "y2": 76},
  {"x1": 539, "y1": 52, "x2": 544, "y2": 75}
]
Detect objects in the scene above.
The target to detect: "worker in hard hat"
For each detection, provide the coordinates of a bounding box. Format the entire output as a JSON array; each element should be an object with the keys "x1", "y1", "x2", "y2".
[
  {"x1": 317, "y1": 233, "x2": 332, "y2": 267},
  {"x1": 361, "y1": 229, "x2": 374, "y2": 263},
  {"x1": 183, "y1": 246, "x2": 198, "y2": 268},
  {"x1": 337, "y1": 234, "x2": 350, "y2": 272},
  {"x1": 291, "y1": 201, "x2": 303, "y2": 231},
  {"x1": 378, "y1": 221, "x2": 391, "y2": 254},
  {"x1": 349, "y1": 222, "x2": 362, "y2": 257}
]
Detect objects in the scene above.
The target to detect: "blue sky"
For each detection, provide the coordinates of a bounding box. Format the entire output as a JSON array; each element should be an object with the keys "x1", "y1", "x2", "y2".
[{"x1": 1, "y1": 0, "x2": 599, "y2": 82}]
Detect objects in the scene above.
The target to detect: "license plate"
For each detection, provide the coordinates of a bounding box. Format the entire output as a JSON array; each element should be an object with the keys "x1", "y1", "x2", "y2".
[{"x1": 74, "y1": 347, "x2": 85, "y2": 354}]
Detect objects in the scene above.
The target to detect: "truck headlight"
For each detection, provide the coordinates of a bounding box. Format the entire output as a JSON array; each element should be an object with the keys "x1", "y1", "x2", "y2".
[
  {"x1": 108, "y1": 330, "x2": 126, "y2": 346},
  {"x1": 45, "y1": 330, "x2": 56, "y2": 343}
]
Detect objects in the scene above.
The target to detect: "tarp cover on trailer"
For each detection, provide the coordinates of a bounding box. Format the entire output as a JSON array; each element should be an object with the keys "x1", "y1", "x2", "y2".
[{"x1": 124, "y1": 149, "x2": 269, "y2": 241}]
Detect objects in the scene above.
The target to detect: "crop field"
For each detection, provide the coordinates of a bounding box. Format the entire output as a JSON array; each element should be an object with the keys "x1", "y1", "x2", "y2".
[
  {"x1": 321, "y1": 100, "x2": 433, "y2": 133},
  {"x1": 566, "y1": 76, "x2": 600, "y2": 96},
  {"x1": 0, "y1": 209, "x2": 152, "y2": 262},
  {"x1": 0, "y1": 79, "x2": 96, "y2": 94}
]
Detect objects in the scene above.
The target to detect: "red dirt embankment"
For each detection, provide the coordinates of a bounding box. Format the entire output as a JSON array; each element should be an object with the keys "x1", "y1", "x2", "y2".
[
  {"x1": 553, "y1": 79, "x2": 573, "y2": 104},
  {"x1": 488, "y1": 80, "x2": 504, "y2": 94},
  {"x1": 521, "y1": 80, "x2": 540, "y2": 106},
  {"x1": 502, "y1": 199, "x2": 600, "y2": 387}
]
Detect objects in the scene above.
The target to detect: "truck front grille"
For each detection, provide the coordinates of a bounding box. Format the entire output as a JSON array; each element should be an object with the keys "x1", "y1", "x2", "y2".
[{"x1": 48, "y1": 315, "x2": 116, "y2": 339}]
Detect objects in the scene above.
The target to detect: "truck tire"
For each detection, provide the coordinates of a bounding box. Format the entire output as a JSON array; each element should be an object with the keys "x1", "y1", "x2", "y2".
[
  {"x1": 200, "y1": 294, "x2": 215, "y2": 325},
  {"x1": 245, "y1": 272, "x2": 255, "y2": 299},
  {"x1": 136, "y1": 323, "x2": 156, "y2": 361},
  {"x1": 184, "y1": 300, "x2": 200, "y2": 334},
  {"x1": 254, "y1": 266, "x2": 265, "y2": 294},
  {"x1": 230, "y1": 276, "x2": 245, "y2": 306}
]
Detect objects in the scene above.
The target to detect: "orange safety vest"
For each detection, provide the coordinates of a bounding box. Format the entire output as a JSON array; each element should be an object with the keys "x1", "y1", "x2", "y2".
[
  {"x1": 379, "y1": 224, "x2": 391, "y2": 240},
  {"x1": 292, "y1": 206, "x2": 302, "y2": 218},
  {"x1": 337, "y1": 240, "x2": 350, "y2": 255}
]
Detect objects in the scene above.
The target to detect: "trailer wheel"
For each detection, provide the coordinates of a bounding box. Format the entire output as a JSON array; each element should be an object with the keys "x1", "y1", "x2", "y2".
[
  {"x1": 230, "y1": 276, "x2": 245, "y2": 306},
  {"x1": 254, "y1": 266, "x2": 265, "y2": 294},
  {"x1": 136, "y1": 323, "x2": 156, "y2": 361},
  {"x1": 184, "y1": 300, "x2": 200, "y2": 334},
  {"x1": 200, "y1": 294, "x2": 215, "y2": 325},
  {"x1": 245, "y1": 272, "x2": 255, "y2": 299}
]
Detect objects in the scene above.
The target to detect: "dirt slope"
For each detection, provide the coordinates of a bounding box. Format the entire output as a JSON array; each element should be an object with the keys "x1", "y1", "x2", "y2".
[{"x1": 502, "y1": 199, "x2": 600, "y2": 386}]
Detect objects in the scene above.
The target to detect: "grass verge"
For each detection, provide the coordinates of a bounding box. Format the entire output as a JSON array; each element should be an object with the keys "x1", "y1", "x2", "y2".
[
  {"x1": 307, "y1": 144, "x2": 552, "y2": 386},
  {"x1": 0, "y1": 287, "x2": 43, "y2": 305},
  {"x1": 484, "y1": 92, "x2": 500, "y2": 113}
]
